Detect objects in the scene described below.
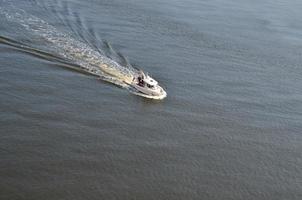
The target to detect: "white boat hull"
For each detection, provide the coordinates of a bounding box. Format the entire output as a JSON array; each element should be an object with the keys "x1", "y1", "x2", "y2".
[{"x1": 130, "y1": 84, "x2": 167, "y2": 100}]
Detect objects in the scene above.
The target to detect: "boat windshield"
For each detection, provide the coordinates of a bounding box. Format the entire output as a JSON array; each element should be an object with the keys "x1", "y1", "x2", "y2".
[{"x1": 147, "y1": 84, "x2": 154, "y2": 89}]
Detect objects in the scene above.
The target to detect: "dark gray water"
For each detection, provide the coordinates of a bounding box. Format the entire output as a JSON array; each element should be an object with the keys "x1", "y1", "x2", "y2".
[{"x1": 1, "y1": 0, "x2": 302, "y2": 199}]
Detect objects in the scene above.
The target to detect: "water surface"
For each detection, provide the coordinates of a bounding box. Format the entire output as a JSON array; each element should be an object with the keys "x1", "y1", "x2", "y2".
[{"x1": 1, "y1": 0, "x2": 302, "y2": 199}]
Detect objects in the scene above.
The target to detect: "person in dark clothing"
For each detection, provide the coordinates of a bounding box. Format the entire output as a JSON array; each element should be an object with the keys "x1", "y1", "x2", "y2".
[{"x1": 138, "y1": 76, "x2": 144, "y2": 86}]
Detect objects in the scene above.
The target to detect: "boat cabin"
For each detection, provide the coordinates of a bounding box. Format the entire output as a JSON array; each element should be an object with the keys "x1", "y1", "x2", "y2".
[{"x1": 137, "y1": 72, "x2": 158, "y2": 89}]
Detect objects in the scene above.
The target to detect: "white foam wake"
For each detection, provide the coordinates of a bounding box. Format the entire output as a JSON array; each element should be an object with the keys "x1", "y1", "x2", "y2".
[{"x1": 0, "y1": 5, "x2": 137, "y2": 88}]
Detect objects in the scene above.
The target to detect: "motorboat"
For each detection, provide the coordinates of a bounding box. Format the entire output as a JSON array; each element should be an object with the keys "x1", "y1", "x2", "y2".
[
  {"x1": 99, "y1": 63, "x2": 166, "y2": 99},
  {"x1": 130, "y1": 70, "x2": 167, "y2": 99}
]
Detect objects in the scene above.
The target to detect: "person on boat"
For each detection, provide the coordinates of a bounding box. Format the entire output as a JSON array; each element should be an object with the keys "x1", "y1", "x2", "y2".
[
  {"x1": 138, "y1": 76, "x2": 144, "y2": 86},
  {"x1": 136, "y1": 70, "x2": 143, "y2": 86}
]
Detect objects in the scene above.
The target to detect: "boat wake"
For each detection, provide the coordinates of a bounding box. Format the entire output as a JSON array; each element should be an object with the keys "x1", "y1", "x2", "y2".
[{"x1": 0, "y1": 3, "x2": 166, "y2": 99}]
